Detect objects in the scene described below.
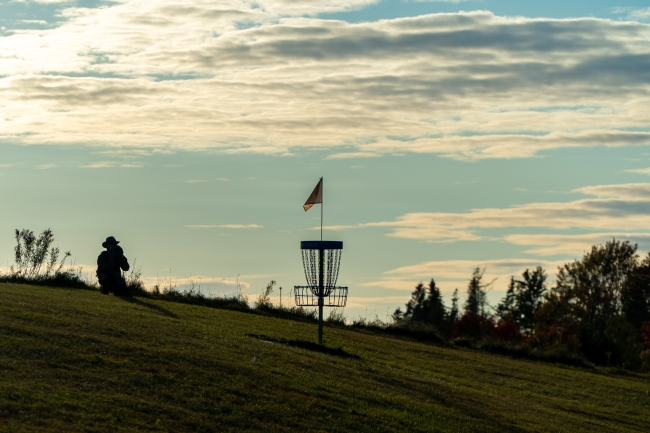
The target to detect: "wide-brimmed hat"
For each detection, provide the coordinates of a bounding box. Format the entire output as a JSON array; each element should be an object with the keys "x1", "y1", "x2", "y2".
[{"x1": 102, "y1": 236, "x2": 120, "y2": 248}]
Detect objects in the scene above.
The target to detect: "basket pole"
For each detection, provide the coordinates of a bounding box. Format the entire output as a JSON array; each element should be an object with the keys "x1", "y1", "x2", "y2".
[{"x1": 318, "y1": 247, "x2": 324, "y2": 345}]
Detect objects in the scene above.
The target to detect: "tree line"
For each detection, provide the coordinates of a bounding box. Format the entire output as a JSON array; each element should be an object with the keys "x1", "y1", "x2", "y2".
[{"x1": 393, "y1": 239, "x2": 650, "y2": 369}]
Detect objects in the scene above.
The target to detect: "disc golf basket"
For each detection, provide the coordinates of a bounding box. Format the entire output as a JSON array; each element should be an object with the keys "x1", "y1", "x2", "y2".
[{"x1": 294, "y1": 240, "x2": 348, "y2": 345}]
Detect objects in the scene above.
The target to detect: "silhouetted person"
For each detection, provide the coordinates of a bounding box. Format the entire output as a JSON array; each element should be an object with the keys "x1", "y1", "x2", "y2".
[{"x1": 97, "y1": 236, "x2": 131, "y2": 296}]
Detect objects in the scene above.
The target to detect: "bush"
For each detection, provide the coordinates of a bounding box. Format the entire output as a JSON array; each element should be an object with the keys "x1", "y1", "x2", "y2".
[
  {"x1": 452, "y1": 337, "x2": 473, "y2": 348},
  {"x1": 493, "y1": 319, "x2": 522, "y2": 342},
  {"x1": 640, "y1": 350, "x2": 650, "y2": 371},
  {"x1": 326, "y1": 308, "x2": 346, "y2": 325},
  {"x1": 124, "y1": 260, "x2": 145, "y2": 294},
  {"x1": 641, "y1": 321, "x2": 650, "y2": 350},
  {"x1": 255, "y1": 280, "x2": 276, "y2": 310},
  {"x1": 531, "y1": 344, "x2": 592, "y2": 368},
  {"x1": 603, "y1": 315, "x2": 643, "y2": 369},
  {"x1": 450, "y1": 312, "x2": 495, "y2": 341},
  {"x1": 0, "y1": 228, "x2": 89, "y2": 289},
  {"x1": 477, "y1": 339, "x2": 530, "y2": 358}
]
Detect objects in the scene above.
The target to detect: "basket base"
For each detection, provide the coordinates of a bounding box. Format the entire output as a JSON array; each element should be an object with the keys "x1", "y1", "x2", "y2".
[{"x1": 294, "y1": 286, "x2": 348, "y2": 307}]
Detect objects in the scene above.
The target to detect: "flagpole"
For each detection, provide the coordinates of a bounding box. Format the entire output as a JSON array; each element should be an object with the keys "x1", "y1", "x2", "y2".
[{"x1": 320, "y1": 177, "x2": 323, "y2": 241}]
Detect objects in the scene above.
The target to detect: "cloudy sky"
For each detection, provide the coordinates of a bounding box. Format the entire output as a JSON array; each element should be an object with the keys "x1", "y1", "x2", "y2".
[{"x1": 2, "y1": 0, "x2": 650, "y2": 319}]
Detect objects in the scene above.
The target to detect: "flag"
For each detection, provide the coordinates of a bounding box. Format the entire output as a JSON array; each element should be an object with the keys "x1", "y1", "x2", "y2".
[{"x1": 303, "y1": 177, "x2": 323, "y2": 211}]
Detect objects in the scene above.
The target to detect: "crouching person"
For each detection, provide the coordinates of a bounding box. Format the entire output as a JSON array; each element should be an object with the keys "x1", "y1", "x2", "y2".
[{"x1": 97, "y1": 236, "x2": 131, "y2": 296}]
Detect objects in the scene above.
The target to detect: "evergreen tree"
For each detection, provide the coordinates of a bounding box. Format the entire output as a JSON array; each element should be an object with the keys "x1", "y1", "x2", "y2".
[
  {"x1": 497, "y1": 268, "x2": 547, "y2": 335},
  {"x1": 448, "y1": 288, "x2": 459, "y2": 324},
  {"x1": 464, "y1": 267, "x2": 489, "y2": 316},
  {"x1": 396, "y1": 279, "x2": 448, "y2": 332},
  {"x1": 497, "y1": 277, "x2": 517, "y2": 321},
  {"x1": 404, "y1": 282, "x2": 428, "y2": 322},
  {"x1": 426, "y1": 279, "x2": 446, "y2": 330}
]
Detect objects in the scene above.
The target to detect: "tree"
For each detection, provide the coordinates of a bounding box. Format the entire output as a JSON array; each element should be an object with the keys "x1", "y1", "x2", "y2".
[
  {"x1": 464, "y1": 267, "x2": 491, "y2": 316},
  {"x1": 497, "y1": 267, "x2": 547, "y2": 336},
  {"x1": 395, "y1": 279, "x2": 447, "y2": 332},
  {"x1": 497, "y1": 277, "x2": 517, "y2": 321},
  {"x1": 544, "y1": 239, "x2": 639, "y2": 363},
  {"x1": 404, "y1": 282, "x2": 428, "y2": 322},
  {"x1": 621, "y1": 253, "x2": 650, "y2": 330},
  {"x1": 448, "y1": 288, "x2": 459, "y2": 325},
  {"x1": 425, "y1": 279, "x2": 446, "y2": 330}
]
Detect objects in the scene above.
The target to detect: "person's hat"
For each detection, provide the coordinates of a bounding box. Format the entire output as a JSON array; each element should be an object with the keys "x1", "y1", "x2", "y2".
[{"x1": 102, "y1": 236, "x2": 120, "y2": 248}]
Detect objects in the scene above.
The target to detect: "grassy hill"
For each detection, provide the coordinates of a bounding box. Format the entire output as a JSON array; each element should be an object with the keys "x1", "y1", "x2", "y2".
[{"x1": 1, "y1": 283, "x2": 649, "y2": 432}]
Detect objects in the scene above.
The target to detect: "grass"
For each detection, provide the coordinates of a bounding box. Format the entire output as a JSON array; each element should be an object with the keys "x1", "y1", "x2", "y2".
[{"x1": 1, "y1": 283, "x2": 649, "y2": 432}]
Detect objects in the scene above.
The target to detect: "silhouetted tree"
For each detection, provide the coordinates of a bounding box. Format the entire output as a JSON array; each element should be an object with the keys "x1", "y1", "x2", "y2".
[
  {"x1": 404, "y1": 282, "x2": 428, "y2": 322},
  {"x1": 621, "y1": 253, "x2": 650, "y2": 330},
  {"x1": 541, "y1": 239, "x2": 639, "y2": 363},
  {"x1": 497, "y1": 277, "x2": 517, "y2": 321},
  {"x1": 448, "y1": 288, "x2": 459, "y2": 324},
  {"x1": 425, "y1": 279, "x2": 446, "y2": 330},
  {"x1": 464, "y1": 267, "x2": 490, "y2": 316},
  {"x1": 395, "y1": 279, "x2": 448, "y2": 332},
  {"x1": 497, "y1": 267, "x2": 547, "y2": 336}
]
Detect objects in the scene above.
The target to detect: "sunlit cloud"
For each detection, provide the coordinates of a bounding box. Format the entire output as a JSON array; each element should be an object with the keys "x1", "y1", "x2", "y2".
[
  {"x1": 626, "y1": 167, "x2": 650, "y2": 175},
  {"x1": 505, "y1": 233, "x2": 650, "y2": 256},
  {"x1": 350, "y1": 183, "x2": 650, "y2": 242},
  {"x1": 0, "y1": 7, "x2": 649, "y2": 159},
  {"x1": 140, "y1": 275, "x2": 251, "y2": 291},
  {"x1": 185, "y1": 224, "x2": 263, "y2": 229},
  {"x1": 364, "y1": 258, "x2": 568, "y2": 293},
  {"x1": 612, "y1": 7, "x2": 650, "y2": 22},
  {"x1": 82, "y1": 161, "x2": 144, "y2": 168},
  {"x1": 12, "y1": 0, "x2": 72, "y2": 4}
]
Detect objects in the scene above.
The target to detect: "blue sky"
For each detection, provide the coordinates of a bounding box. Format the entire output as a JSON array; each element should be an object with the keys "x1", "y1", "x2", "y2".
[{"x1": 1, "y1": 0, "x2": 650, "y2": 319}]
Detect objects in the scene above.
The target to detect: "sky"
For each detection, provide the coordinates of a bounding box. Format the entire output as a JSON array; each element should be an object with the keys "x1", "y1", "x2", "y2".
[{"x1": 1, "y1": 0, "x2": 650, "y2": 321}]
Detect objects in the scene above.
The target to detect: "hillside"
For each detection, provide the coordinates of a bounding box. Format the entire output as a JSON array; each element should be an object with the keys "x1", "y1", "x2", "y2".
[{"x1": 1, "y1": 283, "x2": 649, "y2": 432}]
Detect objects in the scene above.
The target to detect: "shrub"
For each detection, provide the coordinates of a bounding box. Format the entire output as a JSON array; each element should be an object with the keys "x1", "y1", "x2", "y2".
[
  {"x1": 493, "y1": 319, "x2": 522, "y2": 342},
  {"x1": 450, "y1": 312, "x2": 495, "y2": 341},
  {"x1": 452, "y1": 337, "x2": 473, "y2": 348},
  {"x1": 641, "y1": 321, "x2": 650, "y2": 350},
  {"x1": 124, "y1": 260, "x2": 145, "y2": 294},
  {"x1": 326, "y1": 308, "x2": 346, "y2": 325},
  {"x1": 640, "y1": 350, "x2": 650, "y2": 371},
  {"x1": 603, "y1": 315, "x2": 643, "y2": 369},
  {"x1": 534, "y1": 323, "x2": 581, "y2": 348},
  {"x1": 0, "y1": 228, "x2": 88, "y2": 289},
  {"x1": 255, "y1": 280, "x2": 276, "y2": 310},
  {"x1": 9, "y1": 229, "x2": 72, "y2": 279}
]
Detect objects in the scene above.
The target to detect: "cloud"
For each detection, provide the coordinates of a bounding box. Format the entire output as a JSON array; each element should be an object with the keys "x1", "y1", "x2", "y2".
[
  {"x1": 505, "y1": 233, "x2": 650, "y2": 256},
  {"x1": 185, "y1": 224, "x2": 263, "y2": 229},
  {"x1": 612, "y1": 7, "x2": 650, "y2": 22},
  {"x1": 407, "y1": 0, "x2": 474, "y2": 2},
  {"x1": 364, "y1": 258, "x2": 568, "y2": 292},
  {"x1": 12, "y1": 0, "x2": 72, "y2": 4},
  {"x1": 626, "y1": 167, "x2": 650, "y2": 175},
  {"x1": 140, "y1": 275, "x2": 251, "y2": 291},
  {"x1": 182, "y1": 179, "x2": 207, "y2": 183},
  {"x1": 350, "y1": 183, "x2": 650, "y2": 242},
  {"x1": 316, "y1": 225, "x2": 359, "y2": 231},
  {"x1": 1, "y1": 7, "x2": 650, "y2": 158},
  {"x1": 82, "y1": 161, "x2": 144, "y2": 168}
]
